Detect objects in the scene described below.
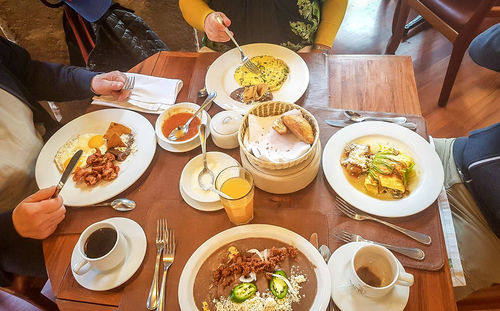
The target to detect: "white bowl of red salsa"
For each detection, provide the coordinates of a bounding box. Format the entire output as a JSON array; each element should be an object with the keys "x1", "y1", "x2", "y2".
[{"x1": 155, "y1": 102, "x2": 209, "y2": 146}]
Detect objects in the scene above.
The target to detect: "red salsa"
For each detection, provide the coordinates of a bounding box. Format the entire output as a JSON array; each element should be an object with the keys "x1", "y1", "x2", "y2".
[{"x1": 162, "y1": 112, "x2": 201, "y2": 142}]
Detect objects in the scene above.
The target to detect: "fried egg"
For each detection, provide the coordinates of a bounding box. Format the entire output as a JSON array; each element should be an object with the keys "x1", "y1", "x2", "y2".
[
  {"x1": 54, "y1": 133, "x2": 107, "y2": 172},
  {"x1": 234, "y1": 55, "x2": 290, "y2": 92}
]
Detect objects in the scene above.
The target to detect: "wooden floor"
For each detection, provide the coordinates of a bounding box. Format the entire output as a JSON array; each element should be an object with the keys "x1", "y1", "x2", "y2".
[
  {"x1": 1, "y1": 0, "x2": 498, "y2": 310},
  {"x1": 331, "y1": 0, "x2": 500, "y2": 138}
]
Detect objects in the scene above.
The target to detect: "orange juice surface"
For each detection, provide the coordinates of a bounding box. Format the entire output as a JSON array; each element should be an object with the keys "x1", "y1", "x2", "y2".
[
  {"x1": 221, "y1": 177, "x2": 251, "y2": 198},
  {"x1": 221, "y1": 177, "x2": 254, "y2": 225}
]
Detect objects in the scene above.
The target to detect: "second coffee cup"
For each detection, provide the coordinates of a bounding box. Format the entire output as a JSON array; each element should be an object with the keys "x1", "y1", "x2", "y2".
[
  {"x1": 350, "y1": 244, "x2": 414, "y2": 298},
  {"x1": 72, "y1": 220, "x2": 127, "y2": 275}
]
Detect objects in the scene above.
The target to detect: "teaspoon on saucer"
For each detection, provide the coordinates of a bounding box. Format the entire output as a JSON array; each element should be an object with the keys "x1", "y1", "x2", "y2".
[{"x1": 197, "y1": 124, "x2": 232, "y2": 200}]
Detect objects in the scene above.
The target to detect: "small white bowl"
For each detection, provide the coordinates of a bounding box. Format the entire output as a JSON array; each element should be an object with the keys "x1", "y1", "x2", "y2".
[
  {"x1": 210, "y1": 111, "x2": 243, "y2": 149},
  {"x1": 179, "y1": 152, "x2": 240, "y2": 203},
  {"x1": 155, "y1": 102, "x2": 209, "y2": 149}
]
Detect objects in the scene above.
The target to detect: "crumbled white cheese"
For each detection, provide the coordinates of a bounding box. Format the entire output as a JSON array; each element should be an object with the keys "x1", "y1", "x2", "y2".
[
  {"x1": 340, "y1": 143, "x2": 371, "y2": 170},
  {"x1": 213, "y1": 267, "x2": 308, "y2": 311}
]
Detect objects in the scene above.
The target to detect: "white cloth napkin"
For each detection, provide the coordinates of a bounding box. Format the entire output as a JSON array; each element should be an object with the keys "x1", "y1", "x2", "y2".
[
  {"x1": 243, "y1": 109, "x2": 311, "y2": 163},
  {"x1": 91, "y1": 73, "x2": 183, "y2": 114}
]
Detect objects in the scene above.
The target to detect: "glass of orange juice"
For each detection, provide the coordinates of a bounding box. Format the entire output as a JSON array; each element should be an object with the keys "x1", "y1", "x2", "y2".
[{"x1": 215, "y1": 166, "x2": 254, "y2": 225}]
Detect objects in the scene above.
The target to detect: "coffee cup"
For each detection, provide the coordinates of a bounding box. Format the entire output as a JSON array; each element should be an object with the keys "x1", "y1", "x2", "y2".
[
  {"x1": 350, "y1": 244, "x2": 413, "y2": 298},
  {"x1": 72, "y1": 221, "x2": 127, "y2": 275}
]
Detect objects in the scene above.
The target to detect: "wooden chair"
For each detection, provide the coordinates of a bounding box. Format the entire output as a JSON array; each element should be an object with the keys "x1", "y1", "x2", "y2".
[
  {"x1": 385, "y1": 0, "x2": 498, "y2": 107},
  {"x1": 0, "y1": 274, "x2": 58, "y2": 310}
]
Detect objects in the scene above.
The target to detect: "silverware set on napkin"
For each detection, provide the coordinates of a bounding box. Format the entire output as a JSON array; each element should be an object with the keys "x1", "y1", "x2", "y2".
[
  {"x1": 326, "y1": 110, "x2": 417, "y2": 130},
  {"x1": 334, "y1": 197, "x2": 430, "y2": 261},
  {"x1": 147, "y1": 218, "x2": 176, "y2": 311}
]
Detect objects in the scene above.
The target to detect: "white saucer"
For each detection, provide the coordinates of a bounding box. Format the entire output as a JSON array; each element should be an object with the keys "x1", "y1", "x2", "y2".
[
  {"x1": 71, "y1": 217, "x2": 147, "y2": 291},
  {"x1": 328, "y1": 242, "x2": 410, "y2": 311},
  {"x1": 180, "y1": 152, "x2": 240, "y2": 203},
  {"x1": 157, "y1": 115, "x2": 212, "y2": 153},
  {"x1": 179, "y1": 180, "x2": 223, "y2": 211}
]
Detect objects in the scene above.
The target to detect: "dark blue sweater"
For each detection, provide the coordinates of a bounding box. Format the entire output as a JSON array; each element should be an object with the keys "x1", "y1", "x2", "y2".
[
  {"x1": 453, "y1": 122, "x2": 500, "y2": 239},
  {"x1": 0, "y1": 36, "x2": 99, "y2": 286}
]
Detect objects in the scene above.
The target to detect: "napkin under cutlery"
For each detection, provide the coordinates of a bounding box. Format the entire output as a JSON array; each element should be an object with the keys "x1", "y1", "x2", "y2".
[{"x1": 92, "y1": 73, "x2": 183, "y2": 114}]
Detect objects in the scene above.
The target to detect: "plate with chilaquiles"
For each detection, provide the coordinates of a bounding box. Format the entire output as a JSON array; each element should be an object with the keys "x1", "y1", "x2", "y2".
[
  {"x1": 178, "y1": 224, "x2": 331, "y2": 311},
  {"x1": 322, "y1": 121, "x2": 444, "y2": 218}
]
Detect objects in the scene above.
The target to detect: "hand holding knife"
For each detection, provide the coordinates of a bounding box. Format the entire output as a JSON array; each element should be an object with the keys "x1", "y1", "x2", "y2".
[{"x1": 51, "y1": 150, "x2": 83, "y2": 199}]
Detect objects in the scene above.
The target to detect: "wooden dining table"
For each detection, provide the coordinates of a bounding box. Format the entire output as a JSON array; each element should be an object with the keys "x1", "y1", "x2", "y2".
[{"x1": 43, "y1": 51, "x2": 458, "y2": 311}]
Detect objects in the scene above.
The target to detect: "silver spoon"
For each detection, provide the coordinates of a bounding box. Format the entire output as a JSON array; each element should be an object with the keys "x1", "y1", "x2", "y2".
[
  {"x1": 88, "y1": 198, "x2": 136, "y2": 211},
  {"x1": 198, "y1": 86, "x2": 208, "y2": 97},
  {"x1": 167, "y1": 91, "x2": 216, "y2": 141},
  {"x1": 197, "y1": 124, "x2": 232, "y2": 200},
  {"x1": 344, "y1": 110, "x2": 407, "y2": 123},
  {"x1": 319, "y1": 245, "x2": 332, "y2": 263}
]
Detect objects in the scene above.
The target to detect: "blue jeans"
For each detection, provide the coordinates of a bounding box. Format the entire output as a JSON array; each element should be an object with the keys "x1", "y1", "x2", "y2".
[{"x1": 468, "y1": 23, "x2": 500, "y2": 72}]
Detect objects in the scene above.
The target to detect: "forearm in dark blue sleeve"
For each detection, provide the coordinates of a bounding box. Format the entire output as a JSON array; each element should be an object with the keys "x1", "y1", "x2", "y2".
[{"x1": 24, "y1": 60, "x2": 100, "y2": 102}]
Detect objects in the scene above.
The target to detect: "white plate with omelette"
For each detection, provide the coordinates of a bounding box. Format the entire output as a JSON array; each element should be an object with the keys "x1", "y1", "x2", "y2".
[
  {"x1": 322, "y1": 121, "x2": 444, "y2": 217},
  {"x1": 206, "y1": 43, "x2": 309, "y2": 115},
  {"x1": 35, "y1": 109, "x2": 156, "y2": 206}
]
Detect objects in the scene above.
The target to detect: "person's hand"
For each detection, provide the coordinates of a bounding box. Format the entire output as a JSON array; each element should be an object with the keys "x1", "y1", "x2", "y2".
[
  {"x1": 91, "y1": 71, "x2": 131, "y2": 101},
  {"x1": 204, "y1": 12, "x2": 233, "y2": 42},
  {"x1": 12, "y1": 186, "x2": 66, "y2": 239}
]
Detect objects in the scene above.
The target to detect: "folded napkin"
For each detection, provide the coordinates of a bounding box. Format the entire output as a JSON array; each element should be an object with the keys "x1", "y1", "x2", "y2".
[
  {"x1": 244, "y1": 109, "x2": 311, "y2": 163},
  {"x1": 91, "y1": 73, "x2": 183, "y2": 114}
]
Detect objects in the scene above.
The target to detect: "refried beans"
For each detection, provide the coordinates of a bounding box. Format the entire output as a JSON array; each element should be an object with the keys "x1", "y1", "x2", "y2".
[{"x1": 193, "y1": 238, "x2": 317, "y2": 310}]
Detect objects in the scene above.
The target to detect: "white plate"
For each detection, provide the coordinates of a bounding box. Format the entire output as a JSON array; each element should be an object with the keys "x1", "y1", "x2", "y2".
[
  {"x1": 206, "y1": 43, "x2": 309, "y2": 115},
  {"x1": 179, "y1": 181, "x2": 223, "y2": 212},
  {"x1": 178, "y1": 224, "x2": 331, "y2": 310},
  {"x1": 35, "y1": 109, "x2": 156, "y2": 206},
  {"x1": 156, "y1": 114, "x2": 212, "y2": 153},
  {"x1": 329, "y1": 242, "x2": 409, "y2": 311},
  {"x1": 180, "y1": 152, "x2": 240, "y2": 203},
  {"x1": 322, "y1": 121, "x2": 444, "y2": 217},
  {"x1": 71, "y1": 217, "x2": 146, "y2": 291}
]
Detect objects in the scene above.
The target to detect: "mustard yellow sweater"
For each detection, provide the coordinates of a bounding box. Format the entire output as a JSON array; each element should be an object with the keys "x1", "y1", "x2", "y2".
[{"x1": 179, "y1": 0, "x2": 347, "y2": 48}]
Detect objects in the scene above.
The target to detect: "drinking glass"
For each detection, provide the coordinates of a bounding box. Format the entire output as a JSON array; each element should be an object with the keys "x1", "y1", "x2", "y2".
[{"x1": 215, "y1": 166, "x2": 254, "y2": 225}]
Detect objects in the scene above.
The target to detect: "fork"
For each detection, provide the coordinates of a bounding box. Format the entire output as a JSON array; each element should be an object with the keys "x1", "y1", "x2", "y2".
[
  {"x1": 157, "y1": 228, "x2": 175, "y2": 311},
  {"x1": 146, "y1": 219, "x2": 166, "y2": 310},
  {"x1": 334, "y1": 230, "x2": 425, "y2": 260},
  {"x1": 123, "y1": 75, "x2": 135, "y2": 90},
  {"x1": 215, "y1": 15, "x2": 262, "y2": 75},
  {"x1": 335, "y1": 197, "x2": 432, "y2": 245}
]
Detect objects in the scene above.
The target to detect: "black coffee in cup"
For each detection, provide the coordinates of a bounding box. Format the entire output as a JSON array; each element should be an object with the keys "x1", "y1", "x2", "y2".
[
  {"x1": 356, "y1": 266, "x2": 383, "y2": 287},
  {"x1": 84, "y1": 228, "x2": 117, "y2": 259}
]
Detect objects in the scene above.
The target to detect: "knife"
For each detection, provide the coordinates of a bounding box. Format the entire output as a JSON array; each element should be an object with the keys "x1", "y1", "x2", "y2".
[
  {"x1": 51, "y1": 149, "x2": 83, "y2": 199},
  {"x1": 325, "y1": 119, "x2": 417, "y2": 130}
]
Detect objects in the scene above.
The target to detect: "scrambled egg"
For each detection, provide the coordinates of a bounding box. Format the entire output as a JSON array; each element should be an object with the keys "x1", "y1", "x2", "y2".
[
  {"x1": 234, "y1": 56, "x2": 289, "y2": 92},
  {"x1": 54, "y1": 133, "x2": 107, "y2": 172},
  {"x1": 228, "y1": 246, "x2": 239, "y2": 260}
]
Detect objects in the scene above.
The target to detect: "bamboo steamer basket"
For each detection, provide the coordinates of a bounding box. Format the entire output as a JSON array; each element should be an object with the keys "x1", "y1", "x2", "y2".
[{"x1": 238, "y1": 101, "x2": 320, "y2": 170}]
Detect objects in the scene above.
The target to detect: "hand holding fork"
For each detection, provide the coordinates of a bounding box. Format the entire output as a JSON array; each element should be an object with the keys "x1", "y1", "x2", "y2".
[{"x1": 214, "y1": 15, "x2": 262, "y2": 75}]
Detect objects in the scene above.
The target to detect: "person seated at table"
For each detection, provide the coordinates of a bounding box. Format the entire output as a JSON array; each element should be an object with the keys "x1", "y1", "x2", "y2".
[
  {"x1": 0, "y1": 35, "x2": 129, "y2": 286},
  {"x1": 179, "y1": 0, "x2": 348, "y2": 53},
  {"x1": 468, "y1": 23, "x2": 500, "y2": 72},
  {"x1": 433, "y1": 122, "x2": 500, "y2": 300}
]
